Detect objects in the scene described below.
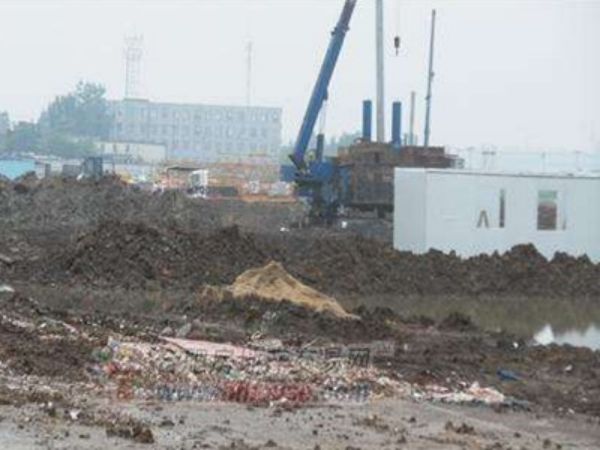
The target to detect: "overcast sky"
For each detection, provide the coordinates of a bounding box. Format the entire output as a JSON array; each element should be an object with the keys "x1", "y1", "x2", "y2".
[{"x1": 0, "y1": 0, "x2": 598, "y2": 152}]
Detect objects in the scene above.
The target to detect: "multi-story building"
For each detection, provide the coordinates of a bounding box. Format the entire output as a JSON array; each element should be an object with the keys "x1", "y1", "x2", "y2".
[{"x1": 108, "y1": 99, "x2": 282, "y2": 164}]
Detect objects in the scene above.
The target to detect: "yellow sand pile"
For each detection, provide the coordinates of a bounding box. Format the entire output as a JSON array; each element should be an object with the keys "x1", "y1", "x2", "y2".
[{"x1": 229, "y1": 261, "x2": 355, "y2": 320}]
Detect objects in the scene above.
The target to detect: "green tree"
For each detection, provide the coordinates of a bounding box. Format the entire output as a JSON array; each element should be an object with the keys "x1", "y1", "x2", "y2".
[
  {"x1": 5, "y1": 122, "x2": 39, "y2": 153},
  {"x1": 39, "y1": 131, "x2": 96, "y2": 159},
  {"x1": 41, "y1": 81, "x2": 113, "y2": 140}
]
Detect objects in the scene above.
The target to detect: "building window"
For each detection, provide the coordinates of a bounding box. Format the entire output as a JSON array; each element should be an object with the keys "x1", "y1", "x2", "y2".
[{"x1": 537, "y1": 190, "x2": 559, "y2": 230}]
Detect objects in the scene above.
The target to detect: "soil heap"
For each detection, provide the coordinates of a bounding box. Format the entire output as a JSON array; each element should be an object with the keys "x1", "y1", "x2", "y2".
[
  {"x1": 3, "y1": 176, "x2": 600, "y2": 300},
  {"x1": 0, "y1": 175, "x2": 304, "y2": 235},
  {"x1": 228, "y1": 261, "x2": 354, "y2": 319}
]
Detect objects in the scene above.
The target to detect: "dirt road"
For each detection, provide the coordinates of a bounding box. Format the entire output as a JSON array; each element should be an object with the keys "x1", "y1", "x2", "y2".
[{"x1": 0, "y1": 398, "x2": 597, "y2": 449}]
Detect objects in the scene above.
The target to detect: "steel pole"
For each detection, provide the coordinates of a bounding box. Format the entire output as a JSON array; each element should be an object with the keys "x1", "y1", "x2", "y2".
[
  {"x1": 423, "y1": 9, "x2": 436, "y2": 149},
  {"x1": 376, "y1": 0, "x2": 385, "y2": 142}
]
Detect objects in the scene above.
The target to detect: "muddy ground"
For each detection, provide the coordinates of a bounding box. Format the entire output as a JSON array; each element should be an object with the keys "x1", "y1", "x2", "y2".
[{"x1": 0, "y1": 176, "x2": 599, "y2": 448}]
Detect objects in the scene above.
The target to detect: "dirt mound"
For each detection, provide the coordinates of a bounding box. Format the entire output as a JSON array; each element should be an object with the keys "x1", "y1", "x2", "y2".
[
  {"x1": 0, "y1": 175, "x2": 304, "y2": 236},
  {"x1": 0, "y1": 319, "x2": 93, "y2": 380},
  {"x1": 181, "y1": 294, "x2": 398, "y2": 343},
  {"x1": 59, "y1": 222, "x2": 268, "y2": 288},
  {"x1": 18, "y1": 221, "x2": 600, "y2": 299},
  {"x1": 272, "y1": 237, "x2": 600, "y2": 298},
  {"x1": 0, "y1": 291, "x2": 93, "y2": 381},
  {"x1": 229, "y1": 262, "x2": 354, "y2": 319}
]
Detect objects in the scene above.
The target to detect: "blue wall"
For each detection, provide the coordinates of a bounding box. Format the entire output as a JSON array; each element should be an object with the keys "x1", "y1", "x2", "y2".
[{"x1": 0, "y1": 159, "x2": 36, "y2": 180}]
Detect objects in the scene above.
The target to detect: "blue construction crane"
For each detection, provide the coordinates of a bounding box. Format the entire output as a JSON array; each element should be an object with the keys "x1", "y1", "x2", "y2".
[{"x1": 289, "y1": 0, "x2": 357, "y2": 220}]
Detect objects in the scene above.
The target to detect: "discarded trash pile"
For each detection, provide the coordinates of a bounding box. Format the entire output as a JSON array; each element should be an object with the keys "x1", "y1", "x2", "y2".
[
  {"x1": 89, "y1": 334, "x2": 517, "y2": 409},
  {"x1": 0, "y1": 286, "x2": 512, "y2": 411},
  {"x1": 91, "y1": 336, "x2": 401, "y2": 405},
  {"x1": 1, "y1": 283, "x2": 599, "y2": 420},
  {"x1": 31, "y1": 219, "x2": 600, "y2": 298}
]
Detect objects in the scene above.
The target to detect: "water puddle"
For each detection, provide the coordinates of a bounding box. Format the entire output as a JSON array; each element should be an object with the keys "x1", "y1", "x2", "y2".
[
  {"x1": 353, "y1": 295, "x2": 600, "y2": 351},
  {"x1": 534, "y1": 324, "x2": 600, "y2": 350}
]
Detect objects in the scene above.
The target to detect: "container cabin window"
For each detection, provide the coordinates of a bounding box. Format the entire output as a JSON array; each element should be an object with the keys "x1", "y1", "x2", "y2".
[{"x1": 537, "y1": 190, "x2": 558, "y2": 230}]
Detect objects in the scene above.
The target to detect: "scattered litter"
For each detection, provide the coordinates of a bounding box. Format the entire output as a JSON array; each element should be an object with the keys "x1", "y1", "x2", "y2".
[
  {"x1": 497, "y1": 369, "x2": 520, "y2": 382},
  {"x1": 0, "y1": 285, "x2": 14, "y2": 293},
  {"x1": 414, "y1": 382, "x2": 506, "y2": 406},
  {"x1": 0, "y1": 254, "x2": 14, "y2": 266},
  {"x1": 161, "y1": 337, "x2": 262, "y2": 359}
]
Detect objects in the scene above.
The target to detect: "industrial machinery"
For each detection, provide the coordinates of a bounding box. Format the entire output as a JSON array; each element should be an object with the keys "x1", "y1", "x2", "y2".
[
  {"x1": 289, "y1": 0, "x2": 357, "y2": 221},
  {"x1": 290, "y1": 1, "x2": 456, "y2": 221}
]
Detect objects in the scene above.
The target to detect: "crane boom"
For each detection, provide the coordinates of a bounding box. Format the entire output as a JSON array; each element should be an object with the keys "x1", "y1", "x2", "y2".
[{"x1": 290, "y1": 0, "x2": 357, "y2": 170}]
